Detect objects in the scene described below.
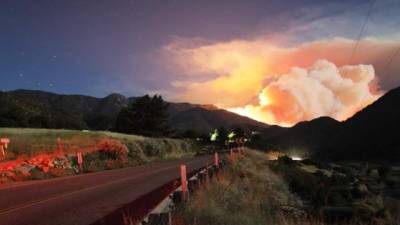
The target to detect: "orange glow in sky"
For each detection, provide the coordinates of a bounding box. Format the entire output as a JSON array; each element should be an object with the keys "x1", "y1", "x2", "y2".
[{"x1": 166, "y1": 37, "x2": 387, "y2": 126}]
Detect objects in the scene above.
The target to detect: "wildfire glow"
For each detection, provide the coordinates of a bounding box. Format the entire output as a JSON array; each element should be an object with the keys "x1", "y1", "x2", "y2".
[
  {"x1": 259, "y1": 90, "x2": 271, "y2": 106},
  {"x1": 165, "y1": 37, "x2": 389, "y2": 127},
  {"x1": 229, "y1": 60, "x2": 380, "y2": 126}
]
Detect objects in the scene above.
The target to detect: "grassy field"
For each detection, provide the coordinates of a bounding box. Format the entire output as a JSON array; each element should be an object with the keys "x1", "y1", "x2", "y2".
[
  {"x1": 0, "y1": 128, "x2": 198, "y2": 162},
  {"x1": 175, "y1": 150, "x2": 308, "y2": 225},
  {"x1": 175, "y1": 150, "x2": 380, "y2": 225}
]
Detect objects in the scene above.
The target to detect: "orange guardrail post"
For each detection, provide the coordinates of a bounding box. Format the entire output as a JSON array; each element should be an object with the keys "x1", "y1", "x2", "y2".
[
  {"x1": 0, "y1": 145, "x2": 4, "y2": 159},
  {"x1": 0, "y1": 138, "x2": 10, "y2": 159},
  {"x1": 214, "y1": 152, "x2": 219, "y2": 167},
  {"x1": 180, "y1": 164, "x2": 188, "y2": 200},
  {"x1": 57, "y1": 137, "x2": 62, "y2": 151},
  {"x1": 77, "y1": 152, "x2": 83, "y2": 172},
  {"x1": 1, "y1": 138, "x2": 10, "y2": 149}
]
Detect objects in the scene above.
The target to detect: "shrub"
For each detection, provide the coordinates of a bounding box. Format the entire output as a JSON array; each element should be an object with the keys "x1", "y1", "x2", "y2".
[
  {"x1": 278, "y1": 155, "x2": 295, "y2": 165},
  {"x1": 29, "y1": 168, "x2": 47, "y2": 180},
  {"x1": 377, "y1": 166, "x2": 390, "y2": 180},
  {"x1": 105, "y1": 159, "x2": 124, "y2": 170},
  {"x1": 97, "y1": 139, "x2": 128, "y2": 163},
  {"x1": 49, "y1": 167, "x2": 65, "y2": 177},
  {"x1": 86, "y1": 160, "x2": 105, "y2": 173}
]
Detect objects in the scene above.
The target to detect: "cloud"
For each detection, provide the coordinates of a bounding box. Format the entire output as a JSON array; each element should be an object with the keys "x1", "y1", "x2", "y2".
[
  {"x1": 229, "y1": 59, "x2": 380, "y2": 126},
  {"x1": 164, "y1": 36, "x2": 399, "y2": 126}
]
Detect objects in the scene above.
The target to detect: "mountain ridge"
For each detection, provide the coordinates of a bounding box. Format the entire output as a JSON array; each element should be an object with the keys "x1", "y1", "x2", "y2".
[
  {"x1": 261, "y1": 86, "x2": 400, "y2": 161},
  {"x1": 0, "y1": 89, "x2": 269, "y2": 134}
]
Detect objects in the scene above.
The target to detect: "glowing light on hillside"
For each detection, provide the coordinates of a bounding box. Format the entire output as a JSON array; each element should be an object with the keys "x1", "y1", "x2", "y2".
[
  {"x1": 291, "y1": 156, "x2": 302, "y2": 161},
  {"x1": 210, "y1": 129, "x2": 218, "y2": 141},
  {"x1": 228, "y1": 132, "x2": 235, "y2": 140}
]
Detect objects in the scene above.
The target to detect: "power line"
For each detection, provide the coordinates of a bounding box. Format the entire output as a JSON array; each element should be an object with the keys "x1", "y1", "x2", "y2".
[
  {"x1": 348, "y1": 0, "x2": 376, "y2": 64},
  {"x1": 346, "y1": 0, "x2": 399, "y2": 80}
]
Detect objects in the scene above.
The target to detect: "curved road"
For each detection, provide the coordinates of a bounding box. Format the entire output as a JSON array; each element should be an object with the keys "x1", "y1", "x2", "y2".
[{"x1": 0, "y1": 155, "x2": 213, "y2": 225}]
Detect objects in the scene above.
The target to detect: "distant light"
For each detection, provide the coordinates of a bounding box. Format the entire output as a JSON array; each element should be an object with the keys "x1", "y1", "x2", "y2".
[
  {"x1": 228, "y1": 132, "x2": 235, "y2": 139},
  {"x1": 291, "y1": 156, "x2": 302, "y2": 161},
  {"x1": 210, "y1": 129, "x2": 218, "y2": 141}
]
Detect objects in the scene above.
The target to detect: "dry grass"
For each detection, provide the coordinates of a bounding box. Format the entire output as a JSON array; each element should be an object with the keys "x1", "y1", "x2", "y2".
[
  {"x1": 176, "y1": 150, "x2": 373, "y2": 225},
  {"x1": 177, "y1": 150, "x2": 302, "y2": 225},
  {"x1": 0, "y1": 128, "x2": 197, "y2": 162}
]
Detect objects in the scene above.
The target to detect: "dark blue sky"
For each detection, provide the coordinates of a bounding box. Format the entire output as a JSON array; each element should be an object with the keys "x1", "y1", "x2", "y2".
[{"x1": 1, "y1": 0, "x2": 399, "y2": 98}]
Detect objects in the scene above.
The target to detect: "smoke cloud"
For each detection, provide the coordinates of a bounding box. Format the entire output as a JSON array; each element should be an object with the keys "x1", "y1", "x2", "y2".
[
  {"x1": 165, "y1": 36, "x2": 398, "y2": 126},
  {"x1": 229, "y1": 59, "x2": 380, "y2": 126}
]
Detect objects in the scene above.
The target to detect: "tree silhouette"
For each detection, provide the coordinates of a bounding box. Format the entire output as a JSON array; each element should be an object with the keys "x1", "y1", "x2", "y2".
[
  {"x1": 233, "y1": 127, "x2": 245, "y2": 138},
  {"x1": 217, "y1": 126, "x2": 228, "y2": 143},
  {"x1": 115, "y1": 95, "x2": 171, "y2": 137}
]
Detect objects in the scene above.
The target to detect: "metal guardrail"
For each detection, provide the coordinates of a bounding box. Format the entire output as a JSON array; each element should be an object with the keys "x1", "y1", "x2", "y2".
[{"x1": 90, "y1": 147, "x2": 244, "y2": 225}]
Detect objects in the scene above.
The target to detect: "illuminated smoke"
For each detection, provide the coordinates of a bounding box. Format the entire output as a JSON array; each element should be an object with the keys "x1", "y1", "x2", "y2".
[
  {"x1": 164, "y1": 37, "x2": 394, "y2": 126},
  {"x1": 229, "y1": 59, "x2": 381, "y2": 126}
]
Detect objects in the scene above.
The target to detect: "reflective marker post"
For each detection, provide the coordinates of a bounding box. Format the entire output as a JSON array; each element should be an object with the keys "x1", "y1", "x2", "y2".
[
  {"x1": 214, "y1": 152, "x2": 219, "y2": 167},
  {"x1": 0, "y1": 138, "x2": 10, "y2": 159},
  {"x1": 77, "y1": 152, "x2": 83, "y2": 172},
  {"x1": 57, "y1": 137, "x2": 62, "y2": 151},
  {"x1": 1, "y1": 138, "x2": 10, "y2": 149},
  {"x1": 180, "y1": 164, "x2": 188, "y2": 200}
]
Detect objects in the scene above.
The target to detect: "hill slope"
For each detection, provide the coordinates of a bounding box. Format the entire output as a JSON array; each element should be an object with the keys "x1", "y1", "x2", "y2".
[
  {"x1": 262, "y1": 117, "x2": 341, "y2": 154},
  {"x1": 263, "y1": 86, "x2": 400, "y2": 161},
  {"x1": 0, "y1": 90, "x2": 268, "y2": 134},
  {"x1": 319, "y1": 86, "x2": 400, "y2": 160}
]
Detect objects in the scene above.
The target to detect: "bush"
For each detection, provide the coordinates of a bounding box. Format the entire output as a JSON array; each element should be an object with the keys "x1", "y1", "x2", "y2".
[
  {"x1": 105, "y1": 159, "x2": 124, "y2": 170},
  {"x1": 144, "y1": 143, "x2": 159, "y2": 157},
  {"x1": 97, "y1": 139, "x2": 128, "y2": 163},
  {"x1": 29, "y1": 168, "x2": 47, "y2": 180},
  {"x1": 49, "y1": 167, "x2": 65, "y2": 177},
  {"x1": 377, "y1": 166, "x2": 391, "y2": 180},
  {"x1": 278, "y1": 155, "x2": 295, "y2": 165}
]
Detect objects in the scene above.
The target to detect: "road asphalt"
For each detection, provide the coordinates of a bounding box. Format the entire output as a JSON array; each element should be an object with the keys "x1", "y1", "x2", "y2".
[{"x1": 0, "y1": 155, "x2": 213, "y2": 225}]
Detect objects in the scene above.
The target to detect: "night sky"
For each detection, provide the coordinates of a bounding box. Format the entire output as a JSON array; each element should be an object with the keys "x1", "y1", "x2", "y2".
[{"x1": 1, "y1": 0, "x2": 400, "y2": 100}]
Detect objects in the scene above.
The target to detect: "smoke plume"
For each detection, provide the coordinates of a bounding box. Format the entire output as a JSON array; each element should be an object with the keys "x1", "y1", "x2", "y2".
[
  {"x1": 229, "y1": 59, "x2": 381, "y2": 126},
  {"x1": 164, "y1": 37, "x2": 396, "y2": 126}
]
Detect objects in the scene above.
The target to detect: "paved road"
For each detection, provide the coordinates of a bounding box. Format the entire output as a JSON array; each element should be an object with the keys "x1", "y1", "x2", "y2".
[{"x1": 0, "y1": 155, "x2": 213, "y2": 225}]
